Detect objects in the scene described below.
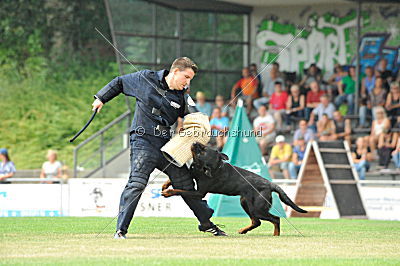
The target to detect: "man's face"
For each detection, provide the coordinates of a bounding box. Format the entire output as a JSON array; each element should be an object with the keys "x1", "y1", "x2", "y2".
[
  {"x1": 349, "y1": 67, "x2": 355, "y2": 77},
  {"x1": 274, "y1": 84, "x2": 282, "y2": 92},
  {"x1": 365, "y1": 67, "x2": 373, "y2": 76},
  {"x1": 380, "y1": 59, "x2": 387, "y2": 69},
  {"x1": 172, "y1": 68, "x2": 195, "y2": 90}
]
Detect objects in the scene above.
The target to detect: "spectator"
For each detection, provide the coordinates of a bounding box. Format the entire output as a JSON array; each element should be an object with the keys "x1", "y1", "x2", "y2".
[
  {"x1": 359, "y1": 77, "x2": 387, "y2": 128},
  {"x1": 253, "y1": 105, "x2": 276, "y2": 155},
  {"x1": 268, "y1": 135, "x2": 292, "y2": 179},
  {"x1": 327, "y1": 64, "x2": 345, "y2": 97},
  {"x1": 288, "y1": 136, "x2": 306, "y2": 179},
  {"x1": 377, "y1": 130, "x2": 398, "y2": 170},
  {"x1": 361, "y1": 66, "x2": 376, "y2": 98},
  {"x1": 352, "y1": 137, "x2": 370, "y2": 180},
  {"x1": 214, "y1": 95, "x2": 230, "y2": 118},
  {"x1": 269, "y1": 81, "x2": 288, "y2": 130},
  {"x1": 40, "y1": 150, "x2": 62, "y2": 181},
  {"x1": 285, "y1": 84, "x2": 305, "y2": 127},
  {"x1": 385, "y1": 82, "x2": 400, "y2": 127},
  {"x1": 249, "y1": 63, "x2": 263, "y2": 97},
  {"x1": 293, "y1": 119, "x2": 315, "y2": 144},
  {"x1": 299, "y1": 63, "x2": 322, "y2": 91},
  {"x1": 209, "y1": 107, "x2": 230, "y2": 151},
  {"x1": 308, "y1": 95, "x2": 336, "y2": 130},
  {"x1": 376, "y1": 58, "x2": 393, "y2": 89},
  {"x1": 335, "y1": 66, "x2": 356, "y2": 114},
  {"x1": 230, "y1": 67, "x2": 259, "y2": 114},
  {"x1": 316, "y1": 114, "x2": 336, "y2": 141},
  {"x1": 305, "y1": 81, "x2": 325, "y2": 120},
  {"x1": 368, "y1": 106, "x2": 391, "y2": 153},
  {"x1": 195, "y1": 91, "x2": 212, "y2": 117},
  {"x1": 253, "y1": 67, "x2": 285, "y2": 110},
  {"x1": 392, "y1": 133, "x2": 400, "y2": 169},
  {"x1": 0, "y1": 148, "x2": 16, "y2": 183},
  {"x1": 332, "y1": 111, "x2": 351, "y2": 144}
]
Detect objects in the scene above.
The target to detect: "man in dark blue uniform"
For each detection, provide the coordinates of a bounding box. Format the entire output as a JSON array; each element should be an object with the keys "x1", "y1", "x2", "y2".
[{"x1": 92, "y1": 57, "x2": 226, "y2": 238}]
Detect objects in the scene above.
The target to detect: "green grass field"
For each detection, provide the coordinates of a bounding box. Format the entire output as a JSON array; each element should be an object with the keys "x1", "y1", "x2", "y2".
[{"x1": 0, "y1": 217, "x2": 399, "y2": 265}]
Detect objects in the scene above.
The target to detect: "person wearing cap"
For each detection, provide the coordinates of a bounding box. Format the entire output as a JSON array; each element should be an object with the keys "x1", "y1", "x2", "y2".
[
  {"x1": 0, "y1": 148, "x2": 16, "y2": 183},
  {"x1": 288, "y1": 137, "x2": 306, "y2": 179},
  {"x1": 92, "y1": 57, "x2": 225, "y2": 239},
  {"x1": 268, "y1": 135, "x2": 292, "y2": 179}
]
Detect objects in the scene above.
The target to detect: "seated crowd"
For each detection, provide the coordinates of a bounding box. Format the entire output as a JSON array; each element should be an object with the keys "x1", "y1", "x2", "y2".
[{"x1": 194, "y1": 58, "x2": 400, "y2": 179}]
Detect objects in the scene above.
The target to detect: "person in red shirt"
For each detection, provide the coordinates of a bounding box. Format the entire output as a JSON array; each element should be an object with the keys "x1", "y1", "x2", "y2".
[
  {"x1": 269, "y1": 81, "x2": 288, "y2": 130},
  {"x1": 231, "y1": 67, "x2": 259, "y2": 114},
  {"x1": 305, "y1": 81, "x2": 325, "y2": 120}
]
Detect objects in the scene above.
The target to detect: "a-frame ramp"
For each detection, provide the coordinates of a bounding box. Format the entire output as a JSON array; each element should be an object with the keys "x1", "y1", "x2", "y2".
[{"x1": 290, "y1": 141, "x2": 368, "y2": 219}]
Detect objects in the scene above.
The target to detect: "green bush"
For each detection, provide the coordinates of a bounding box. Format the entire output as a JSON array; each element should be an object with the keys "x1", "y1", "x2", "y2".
[{"x1": 0, "y1": 56, "x2": 128, "y2": 170}]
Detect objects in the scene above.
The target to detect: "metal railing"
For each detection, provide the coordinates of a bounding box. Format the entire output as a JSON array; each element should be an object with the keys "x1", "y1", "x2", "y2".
[{"x1": 73, "y1": 110, "x2": 132, "y2": 178}]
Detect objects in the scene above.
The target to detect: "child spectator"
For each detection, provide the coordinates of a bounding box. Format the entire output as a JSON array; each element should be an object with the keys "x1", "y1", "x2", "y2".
[
  {"x1": 352, "y1": 137, "x2": 370, "y2": 180},
  {"x1": 293, "y1": 119, "x2": 315, "y2": 144},
  {"x1": 40, "y1": 150, "x2": 63, "y2": 181},
  {"x1": 230, "y1": 67, "x2": 259, "y2": 114},
  {"x1": 214, "y1": 95, "x2": 230, "y2": 118},
  {"x1": 0, "y1": 148, "x2": 16, "y2": 183},
  {"x1": 253, "y1": 105, "x2": 276, "y2": 155},
  {"x1": 210, "y1": 107, "x2": 230, "y2": 151},
  {"x1": 288, "y1": 136, "x2": 306, "y2": 179},
  {"x1": 335, "y1": 66, "x2": 356, "y2": 114},
  {"x1": 285, "y1": 84, "x2": 305, "y2": 127},
  {"x1": 268, "y1": 81, "x2": 288, "y2": 130},
  {"x1": 316, "y1": 114, "x2": 336, "y2": 141},
  {"x1": 305, "y1": 81, "x2": 325, "y2": 120},
  {"x1": 195, "y1": 91, "x2": 212, "y2": 117},
  {"x1": 268, "y1": 135, "x2": 292, "y2": 179}
]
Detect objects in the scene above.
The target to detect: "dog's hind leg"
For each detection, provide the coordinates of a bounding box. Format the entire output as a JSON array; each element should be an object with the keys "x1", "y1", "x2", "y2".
[
  {"x1": 238, "y1": 196, "x2": 261, "y2": 234},
  {"x1": 253, "y1": 194, "x2": 281, "y2": 236}
]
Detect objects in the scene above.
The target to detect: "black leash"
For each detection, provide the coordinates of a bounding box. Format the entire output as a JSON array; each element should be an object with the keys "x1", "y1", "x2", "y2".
[{"x1": 69, "y1": 108, "x2": 98, "y2": 142}]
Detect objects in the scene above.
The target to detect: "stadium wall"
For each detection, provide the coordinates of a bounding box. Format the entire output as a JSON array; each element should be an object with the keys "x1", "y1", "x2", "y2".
[{"x1": 250, "y1": 3, "x2": 400, "y2": 80}]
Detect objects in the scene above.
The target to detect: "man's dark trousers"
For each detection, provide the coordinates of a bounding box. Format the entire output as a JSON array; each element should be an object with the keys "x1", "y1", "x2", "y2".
[{"x1": 117, "y1": 133, "x2": 214, "y2": 234}]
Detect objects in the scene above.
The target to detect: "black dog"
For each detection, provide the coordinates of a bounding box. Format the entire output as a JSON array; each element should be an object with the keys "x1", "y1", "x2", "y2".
[{"x1": 161, "y1": 142, "x2": 307, "y2": 236}]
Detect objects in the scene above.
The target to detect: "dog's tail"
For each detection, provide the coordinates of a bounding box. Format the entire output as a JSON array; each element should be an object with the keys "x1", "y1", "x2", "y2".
[{"x1": 271, "y1": 183, "x2": 307, "y2": 213}]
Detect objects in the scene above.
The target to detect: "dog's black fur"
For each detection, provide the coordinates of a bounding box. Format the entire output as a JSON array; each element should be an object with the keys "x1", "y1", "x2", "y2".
[{"x1": 162, "y1": 143, "x2": 307, "y2": 236}]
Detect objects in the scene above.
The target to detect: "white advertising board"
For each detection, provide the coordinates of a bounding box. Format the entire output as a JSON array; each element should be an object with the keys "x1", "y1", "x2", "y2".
[{"x1": 0, "y1": 184, "x2": 66, "y2": 217}]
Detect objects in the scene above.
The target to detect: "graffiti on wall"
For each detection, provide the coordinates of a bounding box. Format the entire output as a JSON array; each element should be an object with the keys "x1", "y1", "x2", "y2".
[{"x1": 256, "y1": 10, "x2": 399, "y2": 75}]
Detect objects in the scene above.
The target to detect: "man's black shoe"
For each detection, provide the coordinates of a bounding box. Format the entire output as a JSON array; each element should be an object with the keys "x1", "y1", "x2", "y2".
[
  {"x1": 198, "y1": 223, "x2": 228, "y2": 236},
  {"x1": 113, "y1": 230, "x2": 126, "y2": 239}
]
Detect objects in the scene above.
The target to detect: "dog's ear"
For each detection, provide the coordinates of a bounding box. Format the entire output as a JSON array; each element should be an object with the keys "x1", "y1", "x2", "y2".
[{"x1": 219, "y1": 153, "x2": 229, "y2": 161}]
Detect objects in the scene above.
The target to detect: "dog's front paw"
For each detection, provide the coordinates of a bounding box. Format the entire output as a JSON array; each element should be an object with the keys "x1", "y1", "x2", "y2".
[
  {"x1": 161, "y1": 189, "x2": 175, "y2": 198},
  {"x1": 238, "y1": 228, "x2": 248, "y2": 234}
]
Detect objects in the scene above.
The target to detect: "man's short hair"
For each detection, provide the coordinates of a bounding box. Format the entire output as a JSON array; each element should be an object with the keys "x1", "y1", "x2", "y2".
[
  {"x1": 274, "y1": 81, "x2": 282, "y2": 86},
  {"x1": 170, "y1": 57, "x2": 198, "y2": 74}
]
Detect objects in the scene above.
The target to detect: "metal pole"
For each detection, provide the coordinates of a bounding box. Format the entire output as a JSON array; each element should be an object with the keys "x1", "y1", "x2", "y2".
[
  {"x1": 355, "y1": 0, "x2": 362, "y2": 115},
  {"x1": 73, "y1": 148, "x2": 78, "y2": 178},
  {"x1": 101, "y1": 133, "x2": 106, "y2": 178}
]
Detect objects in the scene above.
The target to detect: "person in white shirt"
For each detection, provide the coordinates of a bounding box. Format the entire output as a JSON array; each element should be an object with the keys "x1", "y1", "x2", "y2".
[
  {"x1": 40, "y1": 150, "x2": 62, "y2": 182},
  {"x1": 253, "y1": 105, "x2": 276, "y2": 155}
]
